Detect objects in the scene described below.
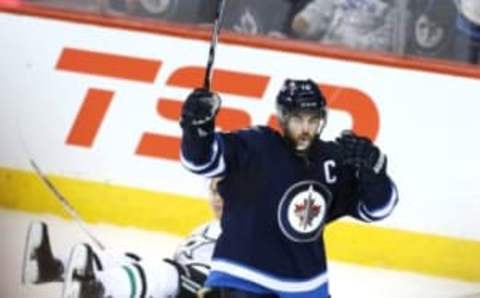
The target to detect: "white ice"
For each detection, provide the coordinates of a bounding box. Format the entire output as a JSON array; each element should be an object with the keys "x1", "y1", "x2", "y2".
[{"x1": 0, "y1": 208, "x2": 479, "y2": 298}]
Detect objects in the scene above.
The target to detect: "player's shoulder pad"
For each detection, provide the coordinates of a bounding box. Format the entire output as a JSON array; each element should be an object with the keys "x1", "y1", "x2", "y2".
[{"x1": 222, "y1": 125, "x2": 278, "y2": 141}]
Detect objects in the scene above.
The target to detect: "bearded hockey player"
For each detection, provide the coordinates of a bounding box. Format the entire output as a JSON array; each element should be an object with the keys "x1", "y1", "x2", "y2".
[
  {"x1": 21, "y1": 180, "x2": 223, "y2": 298},
  {"x1": 180, "y1": 78, "x2": 399, "y2": 298}
]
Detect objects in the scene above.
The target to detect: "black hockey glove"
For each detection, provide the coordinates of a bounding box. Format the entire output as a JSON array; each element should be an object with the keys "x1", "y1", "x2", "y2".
[
  {"x1": 336, "y1": 130, "x2": 387, "y2": 176},
  {"x1": 180, "y1": 88, "x2": 221, "y2": 137}
]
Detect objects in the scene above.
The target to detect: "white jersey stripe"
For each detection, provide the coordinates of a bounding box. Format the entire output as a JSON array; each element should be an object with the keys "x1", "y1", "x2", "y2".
[
  {"x1": 180, "y1": 139, "x2": 220, "y2": 172},
  {"x1": 203, "y1": 155, "x2": 226, "y2": 178},
  {"x1": 210, "y1": 259, "x2": 328, "y2": 292},
  {"x1": 358, "y1": 181, "x2": 398, "y2": 220}
]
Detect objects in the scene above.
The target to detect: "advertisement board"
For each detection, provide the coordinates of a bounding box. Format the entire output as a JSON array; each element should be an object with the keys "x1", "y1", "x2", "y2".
[{"x1": 1, "y1": 10, "x2": 479, "y2": 281}]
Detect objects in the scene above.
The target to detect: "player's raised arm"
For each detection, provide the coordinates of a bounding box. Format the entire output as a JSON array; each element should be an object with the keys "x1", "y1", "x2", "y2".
[
  {"x1": 336, "y1": 131, "x2": 399, "y2": 222},
  {"x1": 179, "y1": 89, "x2": 226, "y2": 178}
]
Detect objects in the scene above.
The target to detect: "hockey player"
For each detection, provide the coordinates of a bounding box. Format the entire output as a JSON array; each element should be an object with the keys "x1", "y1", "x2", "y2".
[
  {"x1": 180, "y1": 79, "x2": 399, "y2": 298},
  {"x1": 21, "y1": 179, "x2": 223, "y2": 298}
]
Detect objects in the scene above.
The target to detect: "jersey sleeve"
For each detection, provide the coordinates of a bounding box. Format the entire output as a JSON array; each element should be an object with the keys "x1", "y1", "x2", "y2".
[
  {"x1": 328, "y1": 166, "x2": 398, "y2": 223},
  {"x1": 180, "y1": 127, "x2": 260, "y2": 179},
  {"x1": 351, "y1": 172, "x2": 399, "y2": 222},
  {"x1": 180, "y1": 129, "x2": 227, "y2": 178}
]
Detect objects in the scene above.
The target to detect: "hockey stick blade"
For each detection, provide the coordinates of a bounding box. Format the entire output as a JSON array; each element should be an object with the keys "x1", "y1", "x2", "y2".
[
  {"x1": 29, "y1": 159, "x2": 106, "y2": 250},
  {"x1": 203, "y1": 0, "x2": 227, "y2": 91}
]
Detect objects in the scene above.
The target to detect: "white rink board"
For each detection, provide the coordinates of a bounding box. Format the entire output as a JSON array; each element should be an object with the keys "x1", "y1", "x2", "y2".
[{"x1": 1, "y1": 12, "x2": 480, "y2": 242}]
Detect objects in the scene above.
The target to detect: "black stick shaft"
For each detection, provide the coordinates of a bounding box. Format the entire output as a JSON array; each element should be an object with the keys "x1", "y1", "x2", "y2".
[
  {"x1": 203, "y1": 0, "x2": 227, "y2": 91},
  {"x1": 29, "y1": 159, "x2": 106, "y2": 250}
]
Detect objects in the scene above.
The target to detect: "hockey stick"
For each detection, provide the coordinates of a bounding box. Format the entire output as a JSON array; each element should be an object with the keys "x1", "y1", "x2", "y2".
[
  {"x1": 28, "y1": 159, "x2": 106, "y2": 251},
  {"x1": 203, "y1": 0, "x2": 227, "y2": 91},
  {"x1": 15, "y1": 118, "x2": 106, "y2": 251}
]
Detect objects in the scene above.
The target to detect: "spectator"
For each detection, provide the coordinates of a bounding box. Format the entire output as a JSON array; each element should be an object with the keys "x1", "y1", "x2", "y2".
[
  {"x1": 291, "y1": 0, "x2": 407, "y2": 54},
  {"x1": 221, "y1": 0, "x2": 295, "y2": 38},
  {"x1": 406, "y1": 0, "x2": 457, "y2": 61},
  {"x1": 454, "y1": 0, "x2": 480, "y2": 64},
  {"x1": 73, "y1": 0, "x2": 216, "y2": 24},
  {"x1": 123, "y1": 0, "x2": 216, "y2": 24}
]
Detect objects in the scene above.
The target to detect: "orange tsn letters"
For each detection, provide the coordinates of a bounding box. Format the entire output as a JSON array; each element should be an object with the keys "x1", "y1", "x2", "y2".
[{"x1": 57, "y1": 48, "x2": 379, "y2": 161}]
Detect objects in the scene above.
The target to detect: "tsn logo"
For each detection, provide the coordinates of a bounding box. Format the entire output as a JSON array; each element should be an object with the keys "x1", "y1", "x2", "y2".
[{"x1": 56, "y1": 47, "x2": 379, "y2": 161}]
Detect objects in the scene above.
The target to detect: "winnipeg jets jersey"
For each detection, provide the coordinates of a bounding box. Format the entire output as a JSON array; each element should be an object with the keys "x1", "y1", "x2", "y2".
[{"x1": 181, "y1": 126, "x2": 398, "y2": 297}]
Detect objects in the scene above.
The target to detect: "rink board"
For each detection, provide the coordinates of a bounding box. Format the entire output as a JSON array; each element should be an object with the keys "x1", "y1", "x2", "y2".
[
  {"x1": 1, "y1": 7, "x2": 480, "y2": 282},
  {"x1": 2, "y1": 167, "x2": 480, "y2": 282}
]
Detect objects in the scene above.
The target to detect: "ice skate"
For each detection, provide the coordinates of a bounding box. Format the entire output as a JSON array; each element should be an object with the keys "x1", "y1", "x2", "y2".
[
  {"x1": 62, "y1": 243, "x2": 105, "y2": 298},
  {"x1": 21, "y1": 221, "x2": 64, "y2": 285}
]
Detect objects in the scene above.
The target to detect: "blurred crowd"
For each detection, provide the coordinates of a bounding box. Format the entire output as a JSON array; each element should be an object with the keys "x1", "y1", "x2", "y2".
[{"x1": 6, "y1": 0, "x2": 480, "y2": 65}]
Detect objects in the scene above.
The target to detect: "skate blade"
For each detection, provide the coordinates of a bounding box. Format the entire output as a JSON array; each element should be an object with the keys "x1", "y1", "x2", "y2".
[
  {"x1": 21, "y1": 221, "x2": 45, "y2": 285},
  {"x1": 62, "y1": 244, "x2": 90, "y2": 298}
]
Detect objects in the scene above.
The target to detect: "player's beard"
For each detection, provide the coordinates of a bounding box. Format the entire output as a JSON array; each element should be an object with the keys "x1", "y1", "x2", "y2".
[
  {"x1": 284, "y1": 130, "x2": 317, "y2": 153},
  {"x1": 295, "y1": 132, "x2": 314, "y2": 151}
]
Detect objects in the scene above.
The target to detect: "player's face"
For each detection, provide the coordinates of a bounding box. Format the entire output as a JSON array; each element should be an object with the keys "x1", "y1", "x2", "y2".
[
  {"x1": 209, "y1": 179, "x2": 223, "y2": 219},
  {"x1": 285, "y1": 111, "x2": 323, "y2": 151}
]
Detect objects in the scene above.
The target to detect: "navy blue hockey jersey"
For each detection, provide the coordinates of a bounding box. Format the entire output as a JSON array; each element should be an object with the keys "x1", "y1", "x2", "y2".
[{"x1": 181, "y1": 126, "x2": 398, "y2": 297}]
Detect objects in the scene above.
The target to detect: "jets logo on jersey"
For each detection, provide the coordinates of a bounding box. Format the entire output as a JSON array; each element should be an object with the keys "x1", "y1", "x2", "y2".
[{"x1": 277, "y1": 181, "x2": 332, "y2": 242}]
